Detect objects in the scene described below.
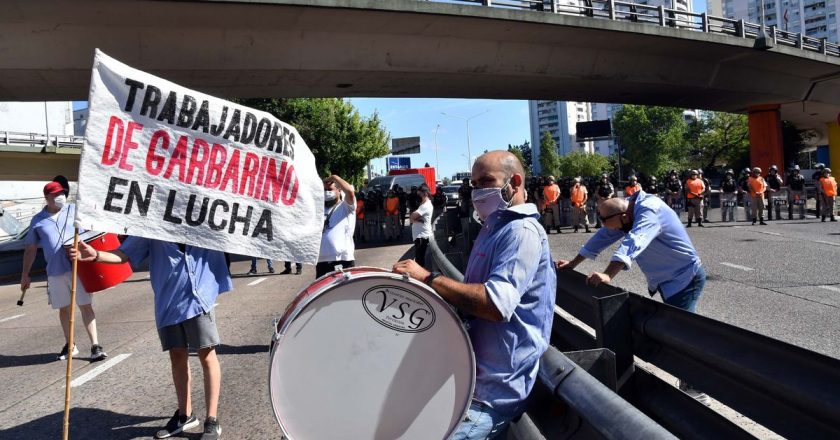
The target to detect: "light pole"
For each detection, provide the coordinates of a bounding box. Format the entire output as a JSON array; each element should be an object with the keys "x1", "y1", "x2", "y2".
[
  {"x1": 434, "y1": 124, "x2": 440, "y2": 173},
  {"x1": 442, "y1": 110, "x2": 489, "y2": 173}
]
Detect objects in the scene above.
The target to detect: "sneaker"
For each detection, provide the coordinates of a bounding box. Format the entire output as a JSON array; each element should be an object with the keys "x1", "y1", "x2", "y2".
[
  {"x1": 677, "y1": 380, "x2": 712, "y2": 406},
  {"x1": 201, "y1": 417, "x2": 221, "y2": 440},
  {"x1": 90, "y1": 344, "x2": 108, "y2": 361},
  {"x1": 247, "y1": 268, "x2": 257, "y2": 275},
  {"x1": 57, "y1": 344, "x2": 79, "y2": 361},
  {"x1": 279, "y1": 268, "x2": 292, "y2": 275},
  {"x1": 268, "y1": 267, "x2": 275, "y2": 274},
  {"x1": 155, "y1": 410, "x2": 199, "y2": 439},
  {"x1": 295, "y1": 267, "x2": 302, "y2": 275}
]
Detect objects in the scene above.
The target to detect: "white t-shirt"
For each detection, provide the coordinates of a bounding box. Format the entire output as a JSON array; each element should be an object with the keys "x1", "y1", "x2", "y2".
[
  {"x1": 318, "y1": 201, "x2": 356, "y2": 262},
  {"x1": 411, "y1": 199, "x2": 434, "y2": 240}
]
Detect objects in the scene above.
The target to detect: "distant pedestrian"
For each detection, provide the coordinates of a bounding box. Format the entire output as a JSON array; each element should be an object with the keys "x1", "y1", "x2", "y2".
[
  {"x1": 623, "y1": 176, "x2": 641, "y2": 197},
  {"x1": 384, "y1": 190, "x2": 401, "y2": 240},
  {"x1": 787, "y1": 165, "x2": 806, "y2": 220},
  {"x1": 739, "y1": 168, "x2": 753, "y2": 223},
  {"x1": 410, "y1": 185, "x2": 434, "y2": 268},
  {"x1": 542, "y1": 176, "x2": 561, "y2": 234},
  {"x1": 595, "y1": 173, "x2": 615, "y2": 228},
  {"x1": 685, "y1": 170, "x2": 705, "y2": 227},
  {"x1": 318, "y1": 175, "x2": 357, "y2": 278},
  {"x1": 813, "y1": 163, "x2": 826, "y2": 216},
  {"x1": 749, "y1": 167, "x2": 768, "y2": 225},
  {"x1": 249, "y1": 257, "x2": 274, "y2": 274},
  {"x1": 819, "y1": 168, "x2": 837, "y2": 222},
  {"x1": 282, "y1": 261, "x2": 302, "y2": 275},
  {"x1": 765, "y1": 165, "x2": 784, "y2": 221},
  {"x1": 570, "y1": 177, "x2": 591, "y2": 233},
  {"x1": 458, "y1": 178, "x2": 474, "y2": 248},
  {"x1": 698, "y1": 170, "x2": 711, "y2": 222},
  {"x1": 664, "y1": 170, "x2": 683, "y2": 219},
  {"x1": 719, "y1": 169, "x2": 738, "y2": 222}
]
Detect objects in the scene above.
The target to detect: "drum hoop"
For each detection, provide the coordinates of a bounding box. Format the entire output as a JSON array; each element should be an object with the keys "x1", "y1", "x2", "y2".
[{"x1": 269, "y1": 267, "x2": 476, "y2": 440}]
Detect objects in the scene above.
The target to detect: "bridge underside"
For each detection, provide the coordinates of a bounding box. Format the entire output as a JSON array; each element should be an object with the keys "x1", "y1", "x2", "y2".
[{"x1": 2, "y1": 0, "x2": 840, "y2": 137}]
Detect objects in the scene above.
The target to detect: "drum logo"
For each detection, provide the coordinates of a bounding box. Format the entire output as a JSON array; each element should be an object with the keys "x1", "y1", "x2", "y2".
[{"x1": 362, "y1": 285, "x2": 436, "y2": 333}]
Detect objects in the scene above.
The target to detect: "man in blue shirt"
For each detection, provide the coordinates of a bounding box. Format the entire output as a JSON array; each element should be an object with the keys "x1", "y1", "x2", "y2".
[
  {"x1": 393, "y1": 151, "x2": 556, "y2": 439},
  {"x1": 556, "y1": 191, "x2": 710, "y2": 404},
  {"x1": 70, "y1": 237, "x2": 231, "y2": 440},
  {"x1": 22, "y1": 181, "x2": 107, "y2": 361}
]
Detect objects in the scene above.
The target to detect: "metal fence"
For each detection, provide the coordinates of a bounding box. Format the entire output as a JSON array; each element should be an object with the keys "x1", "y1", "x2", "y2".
[
  {"x1": 1, "y1": 131, "x2": 84, "y2": 149},
  {"x1": 427, "y1": 0, "x2": 840, "y2": 57}
]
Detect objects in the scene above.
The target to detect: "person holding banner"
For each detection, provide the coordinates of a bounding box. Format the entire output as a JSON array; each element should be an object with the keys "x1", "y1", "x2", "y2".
[
  {"x1": 69, "y1": 239, "x2": 230, "y2": 440},
  {"x1": 21, "y1": 182, "x2": 107, "y2": 362},
  {"x1": 393, "y1": 151, "x2": 556, "y2": 439},
  {"x1": 317, "y1": 175, "x2": 357, "y2": 278}
]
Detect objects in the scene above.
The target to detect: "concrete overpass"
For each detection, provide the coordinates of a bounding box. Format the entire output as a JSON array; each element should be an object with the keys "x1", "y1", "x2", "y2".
[{"x1": 3, "y1": 0, "x2": 840, "y2": 174}]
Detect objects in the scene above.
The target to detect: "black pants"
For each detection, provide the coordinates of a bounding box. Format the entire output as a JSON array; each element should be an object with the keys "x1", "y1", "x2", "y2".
[
  {"x1": 284, "y1": 261, "x2": 302, "y2": 270},
  {"x1": 315, "y1": 260, "x2": 355, "y2": 278},
  {"x1": 414, "y1": 238, "x2": 429, "y2": 268}
]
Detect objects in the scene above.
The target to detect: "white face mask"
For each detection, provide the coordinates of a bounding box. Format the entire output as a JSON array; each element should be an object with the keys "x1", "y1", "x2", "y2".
[
  {"x1": 53, "y1": 194, "x2": 67, "y2": 209},
  {"x1": 324, "y1": 190, "x2": 337, "y2": 202},
  {"x1": 471, "y1": 179, "x2": 512, "y2": 221}
]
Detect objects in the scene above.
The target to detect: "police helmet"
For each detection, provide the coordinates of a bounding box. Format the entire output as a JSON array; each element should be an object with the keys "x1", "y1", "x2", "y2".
[
  {"x1": 548, "y1": 176, "x2": 556, "y2": 182},
  {"x1": 816, "y1": 163, "x2": 825, "y2": 169},
  {"x1": 743, "y1": 168, "x2": 751, "y2": 175},
  {"x1": 697, "y1": 169, "x2": 704, "y2": 175},
  {"x1": 824, "y1": 168, "x2": 833, "y2": 175},
  {"x1": 689, "y1": 169, "x2": 698, "y2": 176},
  {"x1": 752, "y1": 167, "x2": 762, "y2": 174},
  {"x1": 628, "y1": 175, "x2": 637, "y2": 181},
  {"x1": 725, "y1": 169, "x2": 734, "y2": 175},
  {"x1": 770, "y1": 165, "x2": 778, "y2": 172},
  {"x1": 649, "y1": 176, "x2": 657, "y2": 182},
  {"x1": 793, "y1": 165, "x2": 800, "y2": 171}
]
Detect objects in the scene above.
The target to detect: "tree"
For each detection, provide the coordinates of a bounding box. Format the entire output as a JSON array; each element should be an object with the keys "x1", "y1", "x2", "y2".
[
  {"x1": 613, "y1": 105, "x2": 688, "y2": 176},
  {"x1": 507, "y1": 141, "x2": 532, "y2": 172},
  {"x1": 684, "y1": 112, "x2": 750, "y2": 171},
  {"x1": 558, "y1": 151, "x2": 612, "y2": 177},
  {"x1": 539, "y1": 132, "x2": 561, "y2": 177},
  {"x1": 236, "y1": 98, "x2": 390, "y2": 186},
  {"x1": 781, "y1": 121, "x2": 818, "y2": 168}
]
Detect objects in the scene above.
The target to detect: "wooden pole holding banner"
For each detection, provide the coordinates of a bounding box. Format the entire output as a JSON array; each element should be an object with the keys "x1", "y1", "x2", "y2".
[{"x1": 62, "y1": 228, "x2": 79, "y2": 440}]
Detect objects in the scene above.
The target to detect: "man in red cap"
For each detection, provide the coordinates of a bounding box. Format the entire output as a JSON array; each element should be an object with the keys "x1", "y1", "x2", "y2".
[{"x1": 21, "y1": 181, "x2": 107, "y2": 361}]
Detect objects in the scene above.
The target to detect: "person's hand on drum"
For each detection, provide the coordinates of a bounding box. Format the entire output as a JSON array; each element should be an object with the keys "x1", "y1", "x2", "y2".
[
  {"x1": 67, "y1": 240, "x2": 97, "y2": 262},
  {"x1": 392, "y1": 259, "x2": 430, "y2": 283}
]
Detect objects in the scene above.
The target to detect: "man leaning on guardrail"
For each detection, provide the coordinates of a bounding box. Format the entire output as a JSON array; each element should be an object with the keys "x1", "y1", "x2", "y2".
[{"x1": 555, "y1": 190, "x2": 712, "y2": 406}]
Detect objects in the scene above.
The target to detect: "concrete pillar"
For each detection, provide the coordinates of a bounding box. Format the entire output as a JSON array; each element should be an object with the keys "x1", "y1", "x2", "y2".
[
  {"x1": 827, "y1": 122, "x2": 840, "y2": 172},
  {"x1": 747, "y1": 104, "x2": 785, "y2": 172}
]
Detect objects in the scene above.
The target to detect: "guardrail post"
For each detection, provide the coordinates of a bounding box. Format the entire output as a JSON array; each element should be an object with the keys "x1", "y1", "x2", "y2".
[
  {"x1": 658, "y1": 5, "x2": 665, "y2": 26},
  {"x1": 821, "y1": 37, "x2": 828, "y2": 54},
  {"x1": 593, "y1": 291, "x2": 634, "y2": 385},
  {"x1": 608, "y1": 0, "x2": 615, "y2": 20},
  {"x1": 737, "y1": 19, "x2": 745, "y2": 37},
  {"x1": 796, "y1": 32, "x2": 803, "y2": 48},
  {"x1": 550, "y1": 0, "x2": 557, "y2": 13},
  {"x1": 482, "y1": 0, "x2": 492, "y2": 6},
  {"x1": 700, "y1": 12, "x2": 709, "y2": 32},
  {"x1": 770, "y1": 25, "x2": 777, "y2": 45}
]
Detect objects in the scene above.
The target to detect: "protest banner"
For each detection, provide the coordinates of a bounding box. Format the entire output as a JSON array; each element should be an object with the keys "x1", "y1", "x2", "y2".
[{"x1": 75, "y1": 50, "x2": 323, "y2": 263}]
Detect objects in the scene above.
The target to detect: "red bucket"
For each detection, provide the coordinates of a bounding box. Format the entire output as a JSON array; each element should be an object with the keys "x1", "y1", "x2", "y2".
[{"x1": 65, "y1": 232, "x2": 133, "y2": 293}]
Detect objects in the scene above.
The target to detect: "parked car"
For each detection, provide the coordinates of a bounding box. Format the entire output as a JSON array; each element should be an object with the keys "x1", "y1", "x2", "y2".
[{"x1": 442, "y1": 185, "x2": 460, "y2": 207}]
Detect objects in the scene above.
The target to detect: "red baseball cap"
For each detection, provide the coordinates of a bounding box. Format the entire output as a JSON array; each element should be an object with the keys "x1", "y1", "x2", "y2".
[{"x1": 43, "y1": 181, "x2": 64, "y2": 195}]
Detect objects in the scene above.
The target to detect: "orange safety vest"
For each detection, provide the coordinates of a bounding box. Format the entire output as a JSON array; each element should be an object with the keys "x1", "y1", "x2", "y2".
[
  {"x1": 356, "y1": 200, "x2": 365, "y2": 219},
  {"x1": 571, "y1": 185, "x2": 587, "y2": 206},
  {"x1": 543, "y1": 184, "x2": 560, "y2": 204},
  {"x1": 385, "y1": 197, "x2": 400, "y2": 215},
  {"x1": 748, "y1": 176, "x2": 766, "y2": 196},
  {"x1": 624, "y1": 183, "x2": 640, "y2": 196},
  {"x1": 821, "y1": 176, "x2": 838, "y2": 197},
  {"x1": 685, "y1": 178, "x2": 705, "y2": 199}
]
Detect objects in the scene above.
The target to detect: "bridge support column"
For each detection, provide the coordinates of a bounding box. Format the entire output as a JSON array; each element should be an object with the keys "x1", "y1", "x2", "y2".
[
  {"x1": 747, "y1": 104, "x2": 784, "y2": 172},
  {"x1": 827, "y1": 122, "x2": 840, "y2": 171}
]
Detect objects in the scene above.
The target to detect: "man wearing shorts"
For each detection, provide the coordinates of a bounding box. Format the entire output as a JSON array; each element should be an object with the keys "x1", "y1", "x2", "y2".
[
  {"x1": 21, "y1": 181, "x2": 107, "y2": 361},
  {"x1": 70, "y1": 238, "x2": 230, "y2": 440}
]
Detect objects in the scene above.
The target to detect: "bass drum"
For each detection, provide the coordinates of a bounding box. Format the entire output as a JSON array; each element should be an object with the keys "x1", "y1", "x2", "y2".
[{"x1": 269, "y1": 266, "x2": 475, "y2": 440}]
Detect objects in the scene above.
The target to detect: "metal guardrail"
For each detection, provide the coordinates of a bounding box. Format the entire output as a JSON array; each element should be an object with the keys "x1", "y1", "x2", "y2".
[
  {"x1": 427, "y1": 0, "x2": 840, "y2": 58},
  {"x1": 1, "y1": 130, "x2": 84, "y2": 149}
]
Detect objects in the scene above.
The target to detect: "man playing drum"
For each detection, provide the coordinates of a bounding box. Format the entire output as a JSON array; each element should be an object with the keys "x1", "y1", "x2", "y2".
[{"x1": 394, "y1": 150, "x2": 556, "y2": 439}]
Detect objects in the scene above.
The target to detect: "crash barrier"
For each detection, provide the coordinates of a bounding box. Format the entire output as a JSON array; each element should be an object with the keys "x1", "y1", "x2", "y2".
[{"x1": 429, "y1": 216, "x2": 840, "y2": 439}]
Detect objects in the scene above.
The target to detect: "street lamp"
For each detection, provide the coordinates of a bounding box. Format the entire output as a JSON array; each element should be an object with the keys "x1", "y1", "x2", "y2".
[
  {"x1": 442, "y1": 110, "x2": 489, "y2": 173},
  {"x1": 434, "y1": 124, "x2": 440, "y2": 173}
]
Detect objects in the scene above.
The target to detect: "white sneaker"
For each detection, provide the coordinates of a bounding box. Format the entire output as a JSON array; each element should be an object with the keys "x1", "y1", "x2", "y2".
[{"x1": 57, "y1": 344, "x2": 79, "y2": 360}]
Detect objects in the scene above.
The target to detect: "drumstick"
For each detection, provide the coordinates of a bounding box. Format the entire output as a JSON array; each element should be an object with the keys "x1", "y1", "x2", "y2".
[{"x1": 17, "y1": 287, "x2": 28, "y2": 306}]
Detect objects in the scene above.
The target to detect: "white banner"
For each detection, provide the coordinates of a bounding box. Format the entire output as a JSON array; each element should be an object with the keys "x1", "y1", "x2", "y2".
[{"x1": 75, "y1": 50, "x2": 323, "y2": 264}]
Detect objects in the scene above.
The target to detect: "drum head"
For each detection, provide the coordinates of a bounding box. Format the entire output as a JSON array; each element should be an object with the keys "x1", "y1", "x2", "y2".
[{"x1": 269, "y1": 270, "x2": 475, "y2": 440}]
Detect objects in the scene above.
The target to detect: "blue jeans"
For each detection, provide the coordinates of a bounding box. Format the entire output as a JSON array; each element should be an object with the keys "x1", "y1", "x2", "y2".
[
  {"x1": 250, "y1": 257, "x2": 273, "y2": 270},
  {"x1": 451, "y1": 401, "x2": 511, "y2": 440},
  {"x1": 664, "y1": 265, "x2": 705, "y2": 313}
]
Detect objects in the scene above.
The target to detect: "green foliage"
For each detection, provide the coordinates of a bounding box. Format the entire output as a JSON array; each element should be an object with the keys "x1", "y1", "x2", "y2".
[
  {"x1": 442, "y1": 176, "x2": 451, "y2": 185},
  {"x1": 558, "y1": 151, "x2": 612, "y2": 177},
  {"x1": 236, "y1": 98, "x2": 390, "y2": 187},
  {"x1": 539, "y1": 132, "x2": 561, "y2": 177},
  {"x1": 507, "y1": 141, "x2": 532, "y2": 173},
  {"x1": 684, "y1": 112, "x2": 750, "y2": 171},
  {"x1": 613, "y1": 105, "x2": 688, "y2": 176},
  {"x1": 781, "y1": 121, "x2": 817, "y2": 167},
  {"x1": 507, "y1": 145, "x2": 528, "y2": 176}
]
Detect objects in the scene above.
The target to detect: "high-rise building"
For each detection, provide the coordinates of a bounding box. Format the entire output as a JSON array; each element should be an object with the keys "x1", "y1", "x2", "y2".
[
  {"x1": 528, "y1": 100, "x2": 593, "y2": 174},
  {"x1": 721, "y1": 0, "x2": 839, "y2": 43}
]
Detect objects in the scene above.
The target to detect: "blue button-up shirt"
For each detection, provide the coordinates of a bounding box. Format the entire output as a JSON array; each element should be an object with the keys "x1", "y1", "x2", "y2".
[
  {"x1": 463, "y1": 203, "x2": 556, "y2": 418},
  {"x1": 119, "y1": 237, "x2": 232, "y2": 328},
  {"x1": 579, "y1": 191, "x2": 701, "y2": 299},
  {"x1": 24, "y1": 204, "x2": 82, "y2": 277}
]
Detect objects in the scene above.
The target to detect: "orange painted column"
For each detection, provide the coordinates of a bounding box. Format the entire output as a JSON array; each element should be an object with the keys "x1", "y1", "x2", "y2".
[{"x1": 747, "y1": 104, "x2": 785, "y2": 173}]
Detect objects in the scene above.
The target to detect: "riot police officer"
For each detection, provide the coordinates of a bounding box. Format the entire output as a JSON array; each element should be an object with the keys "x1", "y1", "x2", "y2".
[
  {"x1": 765, "y1": 165, "x2": 784, "y2": 220},
  {"x1": 595, "y1": 173, "x2": 614, "y2": 228},
  {"x1": 645, "y1": 176, "x2": 660, "y2": 196},
  {"x1": 738, "y1": 168, "x2": 753, "y2": 222},
  {"x1": 560, "y1": 177, "x2": 573, "y2": 228},
  {"x1": 787, "y1": 165, "x2": 806, "y2": 219},
  {"x1": 719, "y1": 169, "x2": 738, "y2": 222},
  {"x1": 698, "y1": 169, "x2": 712, "y2": 222},
  {"x1": 664, "y1": 170, "x2": 683, "y2": 220},
  {"x1": 813, "y1": 163, "x2": 826, "y2": 216}
]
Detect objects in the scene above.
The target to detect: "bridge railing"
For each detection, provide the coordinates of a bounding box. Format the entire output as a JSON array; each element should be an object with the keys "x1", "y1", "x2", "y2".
[
  {"x1": 1, "y1": 130, "x2": 84, "y2": 149},
  {"x1": 429, "y1": 0, "x2": 840, "y2": 58}
]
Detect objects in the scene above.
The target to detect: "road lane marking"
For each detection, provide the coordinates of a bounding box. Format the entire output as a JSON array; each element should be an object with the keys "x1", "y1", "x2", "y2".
[
  {"x1": 247, "y1": 277, "x2": 267, "y2": 286},
  {"x1": 814, "y1": 240, "x2": 840, "y2": 247},
  {"x1": 720, "y1": 262, "x2": 754, "y2": 272},
  {"x1": 755, "y1": 231, "x2": 782, "y2": 236},
  {"x1": 818, "y1": 285, "x2": 840, "y2": 293},
  {"x1": 0, "y1": 314, "x2": 25, "y2": 323},
  {"x1": 70, "y1": 353, "x2": 132, "y2": 388}
]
